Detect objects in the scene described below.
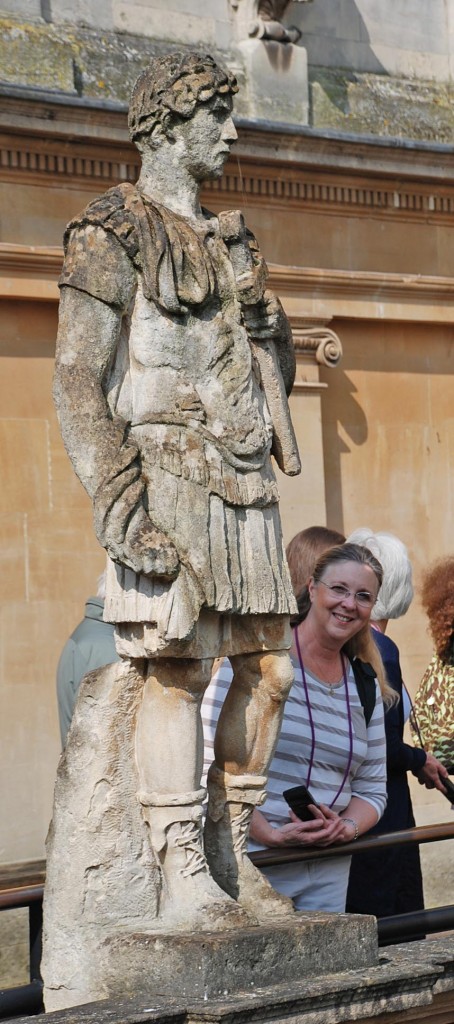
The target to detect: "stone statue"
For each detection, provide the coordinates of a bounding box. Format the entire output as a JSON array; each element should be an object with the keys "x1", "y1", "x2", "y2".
[
  {"x1": 50, "y1": 50, "x2": 300, "y2": 952},
  {"x1": 231, "y1": 0, "x2": 313, "y2": 43}
]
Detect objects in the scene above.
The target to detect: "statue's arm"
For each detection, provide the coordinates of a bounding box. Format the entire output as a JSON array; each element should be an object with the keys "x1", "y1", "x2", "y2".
[
  {"x1": 242, "y1": 294, "x2": 296, "y2": 395},
  {"x1": 54, "y1": 286, "x2": 129, "y2": 497},
  {"x1": 54, "y1": 286, "x2": 179, "y2": 579}
]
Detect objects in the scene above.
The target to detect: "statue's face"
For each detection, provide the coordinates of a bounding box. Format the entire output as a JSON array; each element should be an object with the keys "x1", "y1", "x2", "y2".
[{"x1": 170, "y1": 93, "x2": 237, "y2": 181}]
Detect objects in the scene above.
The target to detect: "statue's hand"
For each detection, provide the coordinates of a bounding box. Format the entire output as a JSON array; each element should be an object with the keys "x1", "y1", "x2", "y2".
[
  {"x1": 242, "y1": 294, "x2": 286, "y2": 342},
  {"x1": 120, "y1": 506, "x2": 180, "y2": 580},
  {"x1": 93, "y1": 459, "x2": 180, "y2": 580}
]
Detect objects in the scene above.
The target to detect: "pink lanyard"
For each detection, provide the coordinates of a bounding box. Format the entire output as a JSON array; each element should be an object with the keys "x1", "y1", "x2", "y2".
[{"x1": 294, "y1": 627, "x2": 354, "y2": 808}]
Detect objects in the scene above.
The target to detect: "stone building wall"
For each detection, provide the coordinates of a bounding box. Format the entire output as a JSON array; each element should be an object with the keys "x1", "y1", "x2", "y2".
[
  {"x1": 3, "y1": 1, "x2": 454, "y2": 136},
  {"x1": 0, "y1": 1, "x2": 453, "y2": 902}
]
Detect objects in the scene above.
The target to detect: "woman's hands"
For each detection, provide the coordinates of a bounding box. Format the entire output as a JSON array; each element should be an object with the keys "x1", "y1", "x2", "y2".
[
  {"x1": 252, "y1": 804, "x2": 347, "y2": 849},
  {"x1": 290, "y1": 805, "x2": 354, "y2": 847},
  {"x1": 250, "y1": 798, "x2": 378, "y2": 850}
]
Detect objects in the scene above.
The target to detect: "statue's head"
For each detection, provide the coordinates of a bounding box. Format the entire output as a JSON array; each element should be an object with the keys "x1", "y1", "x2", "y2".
[{"x1": 128, "y1": 52, "x2": 238, "y2": 145}]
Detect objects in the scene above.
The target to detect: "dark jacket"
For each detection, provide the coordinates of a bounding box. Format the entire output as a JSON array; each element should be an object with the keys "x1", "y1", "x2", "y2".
[{"x1": 346, "y1": 630, "x2": 426, "y2": 925}]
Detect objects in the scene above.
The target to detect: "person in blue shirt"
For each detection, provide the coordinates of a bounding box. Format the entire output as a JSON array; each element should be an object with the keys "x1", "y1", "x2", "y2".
[{"x1": 56, "y1": 571, "x2": 120, "y2": 746}]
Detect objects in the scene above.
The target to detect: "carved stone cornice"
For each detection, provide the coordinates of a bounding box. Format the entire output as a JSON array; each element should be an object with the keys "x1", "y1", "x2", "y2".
[
  {"x1": 4, "y1": 103, "x2": 454, "y2": 223},
  {"x1": 0, "y1": 242, "x2": 61, "y2": 301},
  {"x1": 4, "y1": 129, "x2": 454, "y2": 226},
  {"x1": 2, "y1": 244, "x2": 454, "y2": 326},
  {"x1": 268, "y1": 264, "x2": 454, "y2": 323},
  {"x1": 207, "y1": 165, "x2": 454, "y2": 224},
  {"x1": 0, "y1": 129, "x2": 139, "y2": 192}
]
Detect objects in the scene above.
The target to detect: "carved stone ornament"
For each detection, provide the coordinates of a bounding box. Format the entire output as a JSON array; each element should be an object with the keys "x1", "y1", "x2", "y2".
[
  {"x1": 230, "y1": 0, "x2": 313, "y2": 43},
  {"x1": 293, "y1": 324, "x2": 343, "y2": 367}
]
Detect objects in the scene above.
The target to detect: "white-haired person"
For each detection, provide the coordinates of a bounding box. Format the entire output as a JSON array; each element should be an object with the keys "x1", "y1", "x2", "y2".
[
  {"x1": 345, "y1": 528, "x2": 448, "y2": 932},
  {"x1": 203, "y1": 540, "x2": 390, "y2": 915}
]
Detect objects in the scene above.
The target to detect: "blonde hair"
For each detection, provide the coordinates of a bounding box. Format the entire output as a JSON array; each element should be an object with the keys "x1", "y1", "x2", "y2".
[{"x1": 348, "y1": 624, "x2": 397, "y2": 707}]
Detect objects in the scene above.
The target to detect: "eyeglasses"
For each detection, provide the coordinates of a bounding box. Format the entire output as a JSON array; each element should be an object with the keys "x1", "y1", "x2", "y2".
[{"x1": 317, "y1": 580, "x2": 376, "y2": 608}]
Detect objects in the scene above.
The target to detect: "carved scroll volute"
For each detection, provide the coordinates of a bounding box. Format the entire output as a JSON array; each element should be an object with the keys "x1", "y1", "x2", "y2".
[
  {"x1": 292, "y1": 324, "x2": 343, "y2": 368},
  {"x1": 229, "y1": 0, "x2": 313, "y2": 44},
  {"x1": 296, "y1": 326, "x2": 343, "y2": 367}
]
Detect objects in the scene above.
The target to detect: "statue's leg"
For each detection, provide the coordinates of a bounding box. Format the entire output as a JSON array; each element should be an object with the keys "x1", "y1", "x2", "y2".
[
  {"x1": 204, "y1": 648, "x2": 295, "y2": 921},
  {"x1": 136, "y1": 656, "x2": 253, "y2": 930}
]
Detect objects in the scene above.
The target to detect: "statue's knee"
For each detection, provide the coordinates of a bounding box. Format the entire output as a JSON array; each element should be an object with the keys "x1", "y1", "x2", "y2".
[
  {"x1": 232, "y1": 651, "x2": 294, "y2": 704},
  {"x1": 263, "y1": 652, "x2": 294, "y2": 704},
  {"x1": 146, "y1": 657, "x2": 213, "y2": 700}
]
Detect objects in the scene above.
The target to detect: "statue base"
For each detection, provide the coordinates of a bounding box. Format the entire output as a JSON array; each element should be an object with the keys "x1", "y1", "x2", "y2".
[
  {"x1": 44, "y1": 913, "x2": 378, "y2": 1010},
  {"x1": 239, "y1": 39, "x2": 309, "y2": 124}
]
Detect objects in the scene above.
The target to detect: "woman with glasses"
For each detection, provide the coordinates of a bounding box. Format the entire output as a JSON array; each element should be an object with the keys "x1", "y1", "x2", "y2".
[{"x1": 203, "y1": 540, "x2": 391, "y2": 914}]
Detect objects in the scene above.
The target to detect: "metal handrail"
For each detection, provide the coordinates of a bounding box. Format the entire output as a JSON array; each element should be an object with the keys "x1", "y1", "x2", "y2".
[
  {"x1": 0, "y1": 886, "x2": 43, "y2": 911},
  {"x1": 249, "y1": 820, "x2": 454, "y2": 867},
  {"x1": 0, "y1": 821, "x2": 453, "y2": 1018},
  {"x1": 0, "y1": 822, "x2": 452, "y2": 908},
  {"x1": 378, "y1": 904, "x2": 454, "y2": 943}
]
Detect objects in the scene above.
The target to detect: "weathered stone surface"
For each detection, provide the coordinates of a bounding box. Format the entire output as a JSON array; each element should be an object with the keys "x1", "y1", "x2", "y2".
[
  {"x1": 239, "y1": 38, "x2": 309, "y2": 124},
  {"x1": 42, "y1": 655, "x2": 377, "y2": 1009},
  {"x1": 101, "y1": 913, "x2": 377, "y2": 1002},
  {"x1": 0, "y1": 16, "x2": 241, "y2": 106},
  {"x1": 44, "y1": 49, "x2": 302, "y2": 1011},
  {"x1": 310, "y1": 67, "x2": 454, "y2": 143},
  {"x1": 41, "y1": 661, "x2": 162, "y2": 1007},
  {"x1": 12, "y1": 938, "x2": 454, "y2": 1024},
  {"x1": 0, "y1": 18, "x2": 76, "y2": 93}
]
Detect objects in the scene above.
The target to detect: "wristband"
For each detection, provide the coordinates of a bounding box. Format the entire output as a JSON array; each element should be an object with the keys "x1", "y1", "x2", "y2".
[{"x1": 341, "y1": 817, "x2": 359, "y2": 841}]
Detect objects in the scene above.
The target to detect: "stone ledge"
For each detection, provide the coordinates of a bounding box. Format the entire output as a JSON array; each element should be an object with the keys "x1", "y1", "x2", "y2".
[
  {"x1": 310, "y1": 68, "x2": 454, "y2": 145},
  {"x1": 11, "y1": 938, "x2": 454, "y2": 1024},
  {"x1": 4, "y1": 244, "x2": 454, "y2": 327}
]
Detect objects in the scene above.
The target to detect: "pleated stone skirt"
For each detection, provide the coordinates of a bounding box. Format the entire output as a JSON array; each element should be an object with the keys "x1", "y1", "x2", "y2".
[{"x1": 104, "y1": 460, "x2": 296, "y2": 657}]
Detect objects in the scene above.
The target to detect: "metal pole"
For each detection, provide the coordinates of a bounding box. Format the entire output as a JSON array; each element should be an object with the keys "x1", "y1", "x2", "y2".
[{"x1": 378, "y1": 904, "x2": 454, "y2": 944}]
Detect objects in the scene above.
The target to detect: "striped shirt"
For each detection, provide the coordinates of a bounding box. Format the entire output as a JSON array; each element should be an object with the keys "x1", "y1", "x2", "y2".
[{"x1": 202, "y1": 655, "x2": 387, "y2": 851}]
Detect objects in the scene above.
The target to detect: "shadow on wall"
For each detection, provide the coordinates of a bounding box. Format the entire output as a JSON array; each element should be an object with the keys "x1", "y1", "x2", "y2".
[
  {"x1": 288, "y1": 0, "x2": 386, "y2": 115},
  {"x1": 318, "y1": 368, "x2": 369, "y2": 533}
]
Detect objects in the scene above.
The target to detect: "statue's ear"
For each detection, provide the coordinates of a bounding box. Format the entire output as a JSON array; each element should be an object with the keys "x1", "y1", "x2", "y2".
[
  {"x1": 138, "y1": 121, "x2": 171, "y2": 150},
  {"x1": 157, "y1": 118, "x2": 176, "y2": 145}
]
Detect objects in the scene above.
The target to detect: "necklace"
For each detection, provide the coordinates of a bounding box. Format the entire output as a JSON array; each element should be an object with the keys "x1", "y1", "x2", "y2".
[
  {"x1": 294, "y1": 627, "x2": 354, "y2": 807},
  {"x1": 296, "y1": 641, "x2": 343, "y2": 690}
]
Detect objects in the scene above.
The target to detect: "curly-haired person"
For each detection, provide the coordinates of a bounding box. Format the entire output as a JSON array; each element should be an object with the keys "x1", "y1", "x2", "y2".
[{"x1": 412, "y1": 556, "x2": 454, "y2": 774}]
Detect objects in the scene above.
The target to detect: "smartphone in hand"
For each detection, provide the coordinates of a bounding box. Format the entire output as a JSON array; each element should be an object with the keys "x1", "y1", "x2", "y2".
[{"x1": 283, "y1": 784, "x2": 319, "y2": 822}]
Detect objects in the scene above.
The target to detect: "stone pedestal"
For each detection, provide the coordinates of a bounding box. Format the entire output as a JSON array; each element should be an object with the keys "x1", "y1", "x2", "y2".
[
  {"x1": 44, "y1": 911, "x2": 377, "y2": 1010},
  {"x1": 21, "y1": 939, "x2": 454, "y2": 1024},
  {"x1": 239, "y1": 39, "x2": 309, "y2": 124},
  {"x1": 102, "y1": 913, "x2": 377, "y2": 1003}
]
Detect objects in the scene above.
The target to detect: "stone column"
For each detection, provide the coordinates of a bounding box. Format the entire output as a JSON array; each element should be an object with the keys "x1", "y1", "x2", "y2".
[{"x1": 278, "y1": 318, "x2": 343, "y2": 539}]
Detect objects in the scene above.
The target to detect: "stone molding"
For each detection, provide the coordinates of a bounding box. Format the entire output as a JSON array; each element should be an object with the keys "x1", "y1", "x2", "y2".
[
  {"x1": 3, "y1": 121, "x2": 454, "y2": 223},
  {"x1": 0, "y1": 131, "x2": 139, "y2": 192},
  {"x1": 4, "y1": 128, "x2": 454, "y2": 222},
  {"x1": 212, "y1": 172, "x2": 454, "y2": 221},
  {"x1": 2, "y1": 244, "x2": 454, "y2": 325},
  {"x1": 268, "y1": 264, "x2": 454, "y2": 324},
  {"x1": 268, "y1": 263, "x2": 454, "y2": 302}
]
